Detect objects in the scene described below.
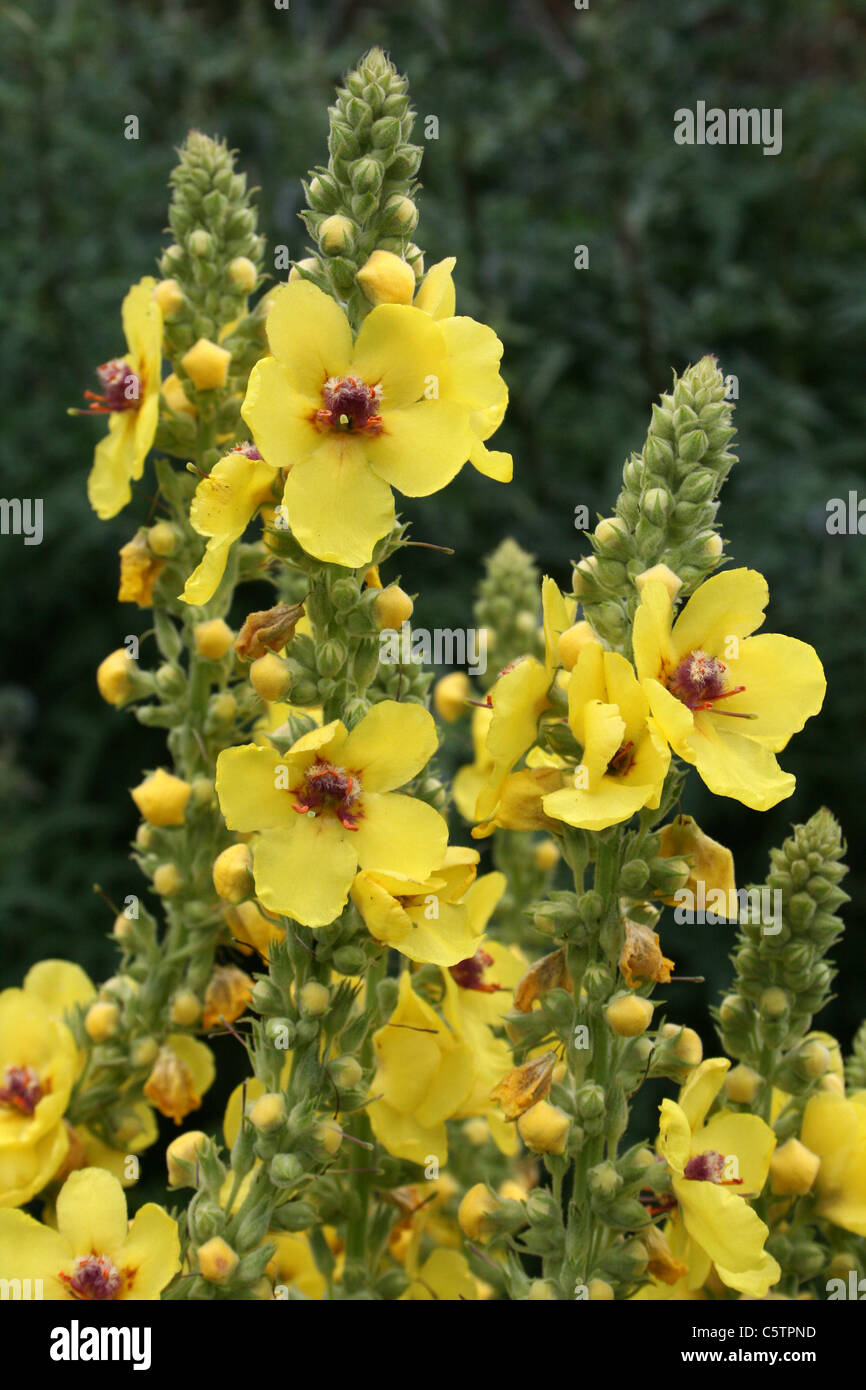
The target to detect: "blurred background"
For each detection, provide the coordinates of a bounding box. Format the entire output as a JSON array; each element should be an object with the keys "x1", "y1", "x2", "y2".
[{"x1": 1, "y1": 0, "x2": 864, "y2": 1074}]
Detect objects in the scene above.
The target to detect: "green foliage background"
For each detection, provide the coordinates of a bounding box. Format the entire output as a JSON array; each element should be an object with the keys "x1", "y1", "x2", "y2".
[{"x1": 1, "y1": 0, "x2": 864, "y2": 1077}]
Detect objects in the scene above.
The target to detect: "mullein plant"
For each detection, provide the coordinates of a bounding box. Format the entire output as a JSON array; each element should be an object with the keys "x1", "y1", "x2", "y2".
[{"x1": 1, "y1": 48, "x2": 863, "y2": 1303}]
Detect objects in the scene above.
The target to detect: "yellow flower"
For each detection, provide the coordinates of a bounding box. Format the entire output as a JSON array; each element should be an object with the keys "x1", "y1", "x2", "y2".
[
  {"x1": 633, "y1": 569, "x2": 826, "y2": 810},
  {"x1": 800, "y1": 1089, "x2": 866, "y2": 1235},
  {"x1": 656, "y1": 814, "x2": 736, "y2": 905},
  {"x1": 541, "y1": 641, "x2": 670, "y2": 832},
  {"x1": 85, "y1": 278, "x2": 162, "y2": 520},
  {"x1": 401, "y1": 1246, "x2": 478, "y2": 1300},
  {"x1": 142, "y1": 1035, "x2": 215, "y2": 1126},
  {"x1": 368, "y1": 973, "x2": 480, "y2": 1166},
  {"x1": 474, "y1": 578, "x2": 574, "y2": 823},
  {"x1": 201, "y1": 966, "x2": 253, "y2": 1030},
  {"x1": 350, "y1": 848, "x2": 502, "y2": 967},
  {"x1": 654, "y1": 1058, "x2": 780, "y2": 1297},
  {"x1": 118, "y1": 530, "x2": 165, "y2": 607},
  {"x1": 181, "y1": 443, "x2": 277, "y2": 605},
  {"x1": 0, "y1": 1167, "x2": 179, "y2": 1299},
  {"x1": 414, "y1": 258, "x2": 513, "y2": 483},
  {"x1": 241, "y1": 280, "x2": 473, "y2": 567},
  {"x1": 216, "y1": 700, "x2": 447, "y2": 928},
  {"x1": 471, "y1": 763, "x2": 564, "y2": 839},
  {"x1": 0, "y1": 986, "x2": 79, "y2": 1206}
]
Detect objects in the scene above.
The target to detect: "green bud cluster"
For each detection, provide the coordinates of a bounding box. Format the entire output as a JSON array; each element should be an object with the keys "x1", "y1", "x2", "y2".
[
  {"x1": 574, "y1": 356, "x2": 737, "y2": 653},
  {"x1": 298, "y1": 48, "x2": 423, "y2": 326},
  {"x1": 715, "y1": 808, "x2": 849, "y2": 1085},
  {"x1": 155, "y1": 132, "x2": 267, "y2": 458},
  {"x1": 474, "y1": 538, "x2": 544, "y2": 689}
]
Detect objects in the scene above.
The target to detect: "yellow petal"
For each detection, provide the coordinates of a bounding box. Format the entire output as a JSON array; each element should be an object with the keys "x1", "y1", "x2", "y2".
[
  {"x1": 351, "y1": 303, "x2": 447, "y2": 409},
  {"x1": 371, "y1": 399, "x2": 471, "y2": 497},
  {"x1": 712, "y1": 633, "x2": 825, "y2": 752},
  {"x1": 56, "y1": 1167, "x2": 128, "y2": 1257},
  {"x1": 0, "y1": 1206, "x2": 70, "y2": 1293},
  {"x1": 240, "y1": 357, "x2": 321, "y2": 472},
  {"x1": 341, "y1": 700, "x2": 438, "y2": 791},
  {"x1": 658, "y1": 1098, "x2": 692, "y2": 1175},
  {"x1": 689, "y1": 720, "x2": 795, "y2": 811},
  {"x1": 602, "y1": 651, "x2": 649, "y2": 741},
  {"x1": 541, "y1": 577, "x2": 576, "y2": 673},
  {"x1": 0, "y1": 1122, "x2": 70, "y2": 1208},
  {"x1": 632, "y1": 581, "x2": 677, "y2": 682},
  {"x1": 119, "y1": 1203, "x2": 180, "y2": 1299},
  {"x1": 254, "y1": 817, "x2": 358, "y2": 926},
  {"x1": 216, "y1": 744, "x2": 289, "y2": 831},
  {"x1": 671, "y1": 568, "x2": 769, "y2": 660},
  {"x1": 414, "y1": 257, "x2": 457, "y2": 319},
  {"x1": 265, "y1": 281, "x2": 353, "y2": 396},
  {"x1": 355, "y1": 792, "x2": 448, "y2": 883},
  {"x1": 678, "y1": 1058, "x2": 730, "y2": 1131},
  {"x1": 23, "y1": 960, "x2": 95, "y2": 1016},
  {"x1": 673, "y1": 1175, "x2": 780, "y2": 1297},
  {"x1": 281, "y1": 439, "x2": 395, "y2": 567}
]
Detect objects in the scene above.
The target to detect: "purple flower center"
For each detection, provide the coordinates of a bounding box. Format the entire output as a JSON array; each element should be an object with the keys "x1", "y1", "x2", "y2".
[
  {"x1": 316, "y1": 376, "x2": 383, "y2": 435},
  {"x1": 60, "y1": 1254, "x2": 123, "y2": 1300},
  {"x1": 0, "y1": 1064, "x2": 44, "y2": 1115}
]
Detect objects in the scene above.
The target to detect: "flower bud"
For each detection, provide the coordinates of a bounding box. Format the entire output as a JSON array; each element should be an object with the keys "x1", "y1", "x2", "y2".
[
  {"x1": 194, "y1": 618, "x2": 235, "y2": 660},
  {"x1": 249, "y1": 1092, "x2": 286, "y2": 1133},
  {"x1": 85, "y1": 1000, "x2": 120, "y2": 1042},
  {"x1": 725, "y1": 1063, "x2": 761, "y2": 1104},
  {"x1": 228, "y1": 256, "x2": 258, "y2": 292},
  {"x1": 189, "y1": 229, "x2": 213, "y2": 258},
  {"x1": 533, "y1": 839, "x2": 560, "y2": 873},
  {"x1": 197, "y1": 1236, "x2": 239, "y2": 1284},
  {"x1": 606, "y1": 994, "x2": 654, "y2": 1038},
  {"x1": 147, "y1": 521, "x2": 179, "y2": 556},
  {"x1": 660, "y1": 1023, "x2": 703, "y2": 1068},
  {"x1": 170, "y1": 990, "x2": 201, "y2": 1026},
  {"x1": 250, "y1": 653, "x2": 292, "y2": 702},
  {"x1": 373, "y1": 584, "x2": 414, "y2": 629},
  {"x1": 357, "y1": 250, "x2": 416, "y2": 305},
  {"x1": 313, "y1": 1118, "x2": 343, "y2": 1155},
  {"x1": 634, "y1": 563, "x2": 683, "y2": 600},
  {"x1": 152, "y1": 863, "x2": 182, "y2": 897},
  {"x1": 319, "y1": 214, "x2": 355, "y2": 254},
  {"x1": 458, "y1": 1183, "x2": 500, "y2": 1243},
  {"x1": 153, "y1": 278, "x2": 185, "y2": 317},
  {"x1": 770, "y1": 1138, "x2": 821, "y2": 1197},
  {"x1": 299, "y1": 981, "x2": 330, "y2": 1016},
  {"x1": 517, "y1": 1100, "x2": 570, "y2": 1155},
  {"x1": 166, "y1": 1130, "x2": 208, "y2": 1187},
  {"x1": 557, "y1": 621, "x2": 596, "y2": 671},
  {"x1": 97, "y1": 649, "x2": 136, "y2": 706},
  {"x1": 433, "y1": 672, "x2": 470, "y2": 722},
  {"x1": 527, "y1": 1280, "x2": 558, "y2": 1300},
  {"x1": 131, "y1": 768, "x2": 191, "y2": 827},
  {"x1": 213, "y1": 843, "x2": 253, "y2": 904},
  {"x1": 181, "y1": 337, "x2": 232, "y2": 391}
]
